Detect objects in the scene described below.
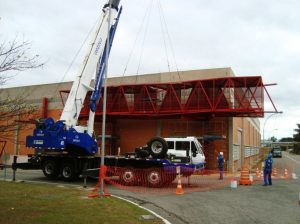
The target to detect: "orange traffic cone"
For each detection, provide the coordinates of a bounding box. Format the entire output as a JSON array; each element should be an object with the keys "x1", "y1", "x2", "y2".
[
  {"x1": 239, "y1": 166, "x2": 252, "y2": 185},
  {"x1": 260, "y1": 170, "x2": 264, "y2": 180},
  {"x1": 284, "y1": 169, "x2": 288, "y2": 178},
  {"x1": 176, "y1": 176, "x2": 184, "y2": 195}
]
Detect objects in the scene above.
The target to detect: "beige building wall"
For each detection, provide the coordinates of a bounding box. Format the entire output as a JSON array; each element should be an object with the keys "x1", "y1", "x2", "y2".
[{"x1": 231, "y1": 117, "x2": 261, "y2": 171}]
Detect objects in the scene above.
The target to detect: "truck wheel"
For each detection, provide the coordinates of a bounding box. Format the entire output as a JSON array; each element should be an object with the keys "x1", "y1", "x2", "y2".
[
  {"x1": 61, "y1": 162, "x2": 76, "y2": 181},
  {"x1": 147, "y1": 137, "x2": 168, "y2": 159},
  {"x1": 119, "y1": 167, "x2": 136, "y2": 186},
  {"x1": 146, "y1": 168, "x2": 163, "y2": 188},
  {"x1": 42, "y1": 159, "x2": 59, "y2": 179}
]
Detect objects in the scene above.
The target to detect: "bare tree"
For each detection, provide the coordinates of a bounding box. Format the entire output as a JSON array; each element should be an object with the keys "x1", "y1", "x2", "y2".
[
  {"x1": 0, "y1": 38, "x2": 43, "y2": 142},
  {"x1": 0, "y1": 38, "x2": 44, "y2": 78},
  {"x1": 0, "y1": 96, "x2": 38, "y2": 142}
]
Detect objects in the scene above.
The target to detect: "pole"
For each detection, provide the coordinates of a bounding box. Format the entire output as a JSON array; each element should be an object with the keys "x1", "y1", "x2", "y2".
[
  {"x1": 14, "y1": 113, "x2": 20, "y2": 155},
  {"x1": 3, "y1": 147, "x2": 7, "y2": 180},
  {"x1": 100, "y1": 1, "x2": 112, "y2": 197}
]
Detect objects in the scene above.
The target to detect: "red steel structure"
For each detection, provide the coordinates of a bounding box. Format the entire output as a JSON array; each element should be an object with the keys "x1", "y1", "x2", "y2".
[{"x1": 60, "y1": 76, "x2": 278, "y2": 119}]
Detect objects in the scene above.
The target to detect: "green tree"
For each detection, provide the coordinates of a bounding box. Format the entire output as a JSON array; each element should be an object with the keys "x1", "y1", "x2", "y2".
[
  {"x1": 293, "y1": 124, "x2": 300, "y2": 154},
  {"x1": 270, "y1": 136, "x2": 277, "y2": 142},
  {"x1": 279, "y1": 137, "x2": 293, "y2": 142}
]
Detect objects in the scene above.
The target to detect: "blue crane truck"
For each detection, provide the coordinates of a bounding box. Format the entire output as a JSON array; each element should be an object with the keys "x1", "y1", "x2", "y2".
[{"x1": 12, "y1": 0, "x2": 206, "y2": 187}]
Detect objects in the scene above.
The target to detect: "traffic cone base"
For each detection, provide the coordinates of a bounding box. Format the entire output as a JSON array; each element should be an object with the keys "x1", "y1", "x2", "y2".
[
  {"x1": 88, "y1": 192, "x2": 100, "y2": 198},
  {"x1": 239, "y1": 179, "x2": 252, "y2": 185},
  {"x1": 88, "y1": 185, "x2": 100, "y2": 198},
  {"x1": 88, "y1": 191, "x2": 111, "y2": 198}
]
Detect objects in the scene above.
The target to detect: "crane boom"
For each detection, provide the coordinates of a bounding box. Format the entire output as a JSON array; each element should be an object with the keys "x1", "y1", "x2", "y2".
[
  {"x1": 26, "y1": 0, "x2": 122, "y2": 155},
  {"x1": 60, "y1": 0, "x2": 121, "y2": 131}
]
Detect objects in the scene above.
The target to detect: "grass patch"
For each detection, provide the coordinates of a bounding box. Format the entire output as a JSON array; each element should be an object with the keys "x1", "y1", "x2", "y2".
[{"x1": 0, "y1": 181, "x2": 163, "y2": 224}]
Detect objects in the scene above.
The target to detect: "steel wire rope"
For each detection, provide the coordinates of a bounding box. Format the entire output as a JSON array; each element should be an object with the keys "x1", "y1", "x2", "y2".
[
  {"x1": 157, "y1": 0, "x2": 170, "y2": 72},
  {"x1": 135, "y1": 0, "x2": 154, "y2": 84},
  {"x1": 157, "y1": 0, "x2": 181, "y2": 81},
  {"x1": 122, "y1": 0, "x2": 177, "y2": 83},
  {"x1": 121, "y1": 0, "x2": 154, "y2": 78}
]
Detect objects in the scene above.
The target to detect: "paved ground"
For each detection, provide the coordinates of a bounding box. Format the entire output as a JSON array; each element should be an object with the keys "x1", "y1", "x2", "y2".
[{"x1": 1, "y1": 151, "x2": 300, "y2": 224}]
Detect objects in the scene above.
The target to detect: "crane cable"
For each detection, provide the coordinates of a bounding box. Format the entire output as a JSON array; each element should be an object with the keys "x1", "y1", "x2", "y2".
[
  {"x1": 136, "y1": 0, "x2": 154, "y2": 76},
  {"x1": 122, "y1": 0, "x2": 154, "y2": 77},
  {"x1": 122, "y1": 0, "x2": 181, "y2": 83},
  {"x1": 157, "y1": 0, "x2": 181, "y2": 81},
  {"x1": 157, "y1": 0, "x2": 170, "y2": 72}
]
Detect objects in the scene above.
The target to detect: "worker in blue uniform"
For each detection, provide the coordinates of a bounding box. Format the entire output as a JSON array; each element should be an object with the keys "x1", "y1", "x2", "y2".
[
  {"x1": 217, "y1": 152, "x2": 224, "y2": 180},
  {"x1": 263, "y1": 153, "x2": 273, "y2": 186}
]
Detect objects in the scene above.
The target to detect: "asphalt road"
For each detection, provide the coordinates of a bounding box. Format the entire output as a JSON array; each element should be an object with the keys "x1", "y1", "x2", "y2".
[{"x1": 1, "y1": 151, "x2": 300, "y2": 224}]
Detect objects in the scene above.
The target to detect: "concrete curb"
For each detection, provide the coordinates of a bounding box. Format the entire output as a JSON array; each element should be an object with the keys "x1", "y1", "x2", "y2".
[{"x1": 112, "y1": 195, "x2": 172, "y2": 224}]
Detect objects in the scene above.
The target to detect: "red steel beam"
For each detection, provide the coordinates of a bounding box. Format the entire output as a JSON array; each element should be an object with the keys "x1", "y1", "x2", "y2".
[{"x1": 61, "y1": 76, "x2": 277, "y2": 119}]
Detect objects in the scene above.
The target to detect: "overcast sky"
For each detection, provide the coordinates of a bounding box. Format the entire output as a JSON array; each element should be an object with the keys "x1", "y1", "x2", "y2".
[{"x1": 1, "y1": 0, "x2": 299, "y2": 140}]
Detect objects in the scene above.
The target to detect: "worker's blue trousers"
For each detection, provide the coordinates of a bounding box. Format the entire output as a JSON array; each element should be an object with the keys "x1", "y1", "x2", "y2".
[
  {"x1": 219, "y1": 168, "x2": 223, "y2": 180},
  {"x1": 264, "y1": 169, "x2": 272, "y2": 185}
]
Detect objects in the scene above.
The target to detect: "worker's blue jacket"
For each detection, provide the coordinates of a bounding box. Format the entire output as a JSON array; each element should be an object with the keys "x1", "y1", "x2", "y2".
[
  {"x1": 217, "y1": 154, "x2": 224, "y2": 170},
  {"x1": 264, "y1": 155, "x2": 273, "y2": 172}
]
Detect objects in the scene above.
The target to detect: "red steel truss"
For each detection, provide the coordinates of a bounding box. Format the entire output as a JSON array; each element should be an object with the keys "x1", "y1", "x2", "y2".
[{"x1": 60, "y1": 76, "x2": 278, "y2": 119}]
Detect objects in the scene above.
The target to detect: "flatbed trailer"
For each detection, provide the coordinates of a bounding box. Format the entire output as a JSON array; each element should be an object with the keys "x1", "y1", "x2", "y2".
[{"x1": 12, "y1": 152, "x2": 204, "y2": 187}]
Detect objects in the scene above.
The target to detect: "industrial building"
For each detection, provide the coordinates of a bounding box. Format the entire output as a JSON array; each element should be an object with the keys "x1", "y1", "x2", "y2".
[{"x1": 1, "y1": 67, "x2": 273, "y2": 172}]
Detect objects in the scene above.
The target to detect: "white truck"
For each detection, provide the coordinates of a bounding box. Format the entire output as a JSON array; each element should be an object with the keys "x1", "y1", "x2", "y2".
[
  {"x1": 145, "y1": 136, "x2": 205, "y2": 165},
  {"x1": 166, "y1": 136, "x2": 205, "y2": 165}
]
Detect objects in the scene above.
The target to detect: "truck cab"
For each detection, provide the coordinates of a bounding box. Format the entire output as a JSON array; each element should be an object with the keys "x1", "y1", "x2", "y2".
[{"x1": 165, "y1": 137, "x2": 205, "y2": 167}]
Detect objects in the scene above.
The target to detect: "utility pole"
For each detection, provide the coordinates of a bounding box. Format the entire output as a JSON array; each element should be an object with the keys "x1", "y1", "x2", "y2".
[{"x1": 100, "y1": 0, "x2": 113, "y2": 197}]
